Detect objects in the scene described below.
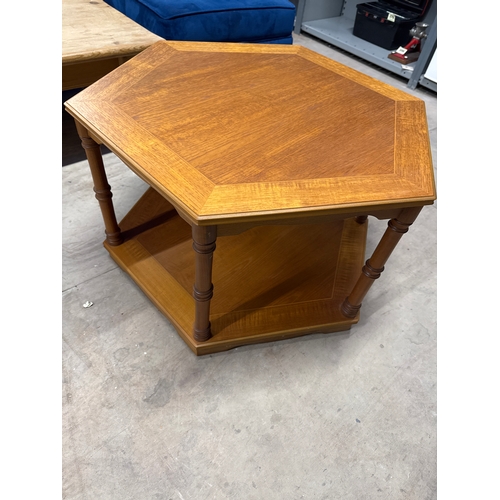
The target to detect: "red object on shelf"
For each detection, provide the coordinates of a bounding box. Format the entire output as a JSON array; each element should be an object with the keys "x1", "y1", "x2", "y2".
[{"x1": 388, "y1": 22, "x2": 428, "y2": 64}]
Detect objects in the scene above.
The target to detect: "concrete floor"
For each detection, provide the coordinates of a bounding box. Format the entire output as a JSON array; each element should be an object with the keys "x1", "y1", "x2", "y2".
[{"x1": 62, "y1": 32, "x2": 437, "y2": 499}]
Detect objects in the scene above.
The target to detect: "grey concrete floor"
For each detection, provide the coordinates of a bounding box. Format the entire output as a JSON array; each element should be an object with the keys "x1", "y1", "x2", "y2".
[{"x1": 62, "y1": 32, "x2": 437, "y2": 499}]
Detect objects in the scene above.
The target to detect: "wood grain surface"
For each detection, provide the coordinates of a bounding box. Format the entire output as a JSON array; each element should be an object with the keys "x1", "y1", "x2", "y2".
[
  {"x1": 104, "y1": 188, "x2": 367, "y2": 355},
  {"x1": 66, "y1": 41, "x2": 436, "y2": 224},
  {"x1": 67, "y1": 41, "x2": 436, "y2": 354},
  {"x1": 62, "y1": 0, "x2": 161, "y2": 64},
  {"x1": 62, "y1": 0, "x2": 162, "y2": 89}
]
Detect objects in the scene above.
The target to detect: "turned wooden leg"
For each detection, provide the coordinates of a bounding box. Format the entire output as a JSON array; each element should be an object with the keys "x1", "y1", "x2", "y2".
[
  {"x1": 75, "y1": 121, "x2": 122, "y2": 246},
  {"x1": 192, "y1": 225, "x2": 217, "y2": 342},
  {"x1": 341, "y1": 206, "x2": 423, "y2": 318}
]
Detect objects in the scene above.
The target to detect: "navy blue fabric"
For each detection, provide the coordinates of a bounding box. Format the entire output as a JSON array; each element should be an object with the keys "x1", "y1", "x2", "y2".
[{"x1": 104, "y1": 0, "x2": 295, "y2": 43}]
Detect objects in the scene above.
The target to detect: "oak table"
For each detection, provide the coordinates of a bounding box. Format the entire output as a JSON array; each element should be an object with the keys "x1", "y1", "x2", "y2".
[
  {"x1": 62, "y1": 0, "x2": 162, "y2": 90},
  {"x1": 65, "y1": 41, "x2": 436, "y2": 355}
]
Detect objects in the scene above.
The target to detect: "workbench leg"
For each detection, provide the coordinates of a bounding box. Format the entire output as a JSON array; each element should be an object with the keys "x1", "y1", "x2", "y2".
[
  {"x1": 192, "y1": 225, "x2": 217, "y2": 342},
  {"x1": 75, "y1": 121, "x2": 122, "y2": 246},
  {"x1": 341, "y1": 206, "x2": 423, "y2": 318}
]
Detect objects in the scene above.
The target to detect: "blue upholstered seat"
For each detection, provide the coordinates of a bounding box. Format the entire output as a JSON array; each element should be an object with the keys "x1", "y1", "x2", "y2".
[{"x1": 104, "y1": 0, "x2": 296, "y2": 44}]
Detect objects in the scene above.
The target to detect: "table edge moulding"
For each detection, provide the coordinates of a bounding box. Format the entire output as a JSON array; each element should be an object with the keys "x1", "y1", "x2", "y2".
[{"x1": 65, "y1": 41, "x2": 436, "y2": 355}]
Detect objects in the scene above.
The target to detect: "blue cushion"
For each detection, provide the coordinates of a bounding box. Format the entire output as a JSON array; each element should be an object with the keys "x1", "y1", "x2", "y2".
[{"x1": 104, "y1": 0, "x2": 296, "y2": 43}]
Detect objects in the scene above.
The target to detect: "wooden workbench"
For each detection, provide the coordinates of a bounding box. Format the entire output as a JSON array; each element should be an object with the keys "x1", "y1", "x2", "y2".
[{"x1": 62, "y1": 0, "x2": 162, "y2": 90}]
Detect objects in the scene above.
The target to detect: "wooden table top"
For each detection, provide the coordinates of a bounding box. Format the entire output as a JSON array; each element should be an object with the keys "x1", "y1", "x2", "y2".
[
  {"x1": 65, "y1": 41, "x2": 436, "y2": 224},
  {"x1": 62, "y1": 0, "x2": 162, "y2": 65}
]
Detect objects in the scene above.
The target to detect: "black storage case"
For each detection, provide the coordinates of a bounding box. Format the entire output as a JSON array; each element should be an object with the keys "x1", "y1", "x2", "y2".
[{"x1": 353, "y1": 0, "x2": 431, "y2": 50}]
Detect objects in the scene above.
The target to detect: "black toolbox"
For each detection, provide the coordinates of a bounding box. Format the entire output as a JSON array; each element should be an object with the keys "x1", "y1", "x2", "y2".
[{"x1": 353, "y1": 0, "x2": 432, "y2": 50}]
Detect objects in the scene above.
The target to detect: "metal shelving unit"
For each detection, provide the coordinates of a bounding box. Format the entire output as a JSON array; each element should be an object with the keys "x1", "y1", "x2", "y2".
[
  {"x1": 293, "y1": 0, "x2": 437, "y2": 90},
  {"x1": 407, "y1": 16, "x2": 437, "y2": 90}
]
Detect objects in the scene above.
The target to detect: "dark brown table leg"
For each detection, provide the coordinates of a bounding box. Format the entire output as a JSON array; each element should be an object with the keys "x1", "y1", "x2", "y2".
[
  {"x1": 341, "y1": 206, "x2": 423, "y2": 318},
  {"x1": 192, "y1": 225, "x2": 217, "y2": 342},
  {"x1": 75, "y1": 121, "x2": 122, "y2": 246}
]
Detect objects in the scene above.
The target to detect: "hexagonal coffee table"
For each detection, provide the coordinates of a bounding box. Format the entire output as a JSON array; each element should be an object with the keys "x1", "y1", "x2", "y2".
[{"x1": 65, "y1": 41, "x2": 436, "y2": 355}]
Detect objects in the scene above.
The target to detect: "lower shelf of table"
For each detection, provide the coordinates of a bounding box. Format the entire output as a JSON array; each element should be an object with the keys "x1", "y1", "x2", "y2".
[{"x1": 104, "y1": 188, "x2": 368, "y2": 355}]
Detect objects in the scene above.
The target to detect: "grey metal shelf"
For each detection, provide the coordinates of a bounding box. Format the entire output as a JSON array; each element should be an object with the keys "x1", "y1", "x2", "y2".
[
  {"x1": 419, "y1": 77, "x2": 437, "y2": 92},
  {"x1": 293, "y1": 0, "x2": 437, "y2": 90},
  {"x1": 407, "y1": 16, "x2": 437, "y2": 90},
  {"x1": 301, "y1": 16, "x2": 417, "y2": 79}
]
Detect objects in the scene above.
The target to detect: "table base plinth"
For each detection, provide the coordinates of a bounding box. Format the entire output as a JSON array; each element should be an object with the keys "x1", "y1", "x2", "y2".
[{"x1": 104, "y1": 188, "x2": 367, "y2": 355}]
